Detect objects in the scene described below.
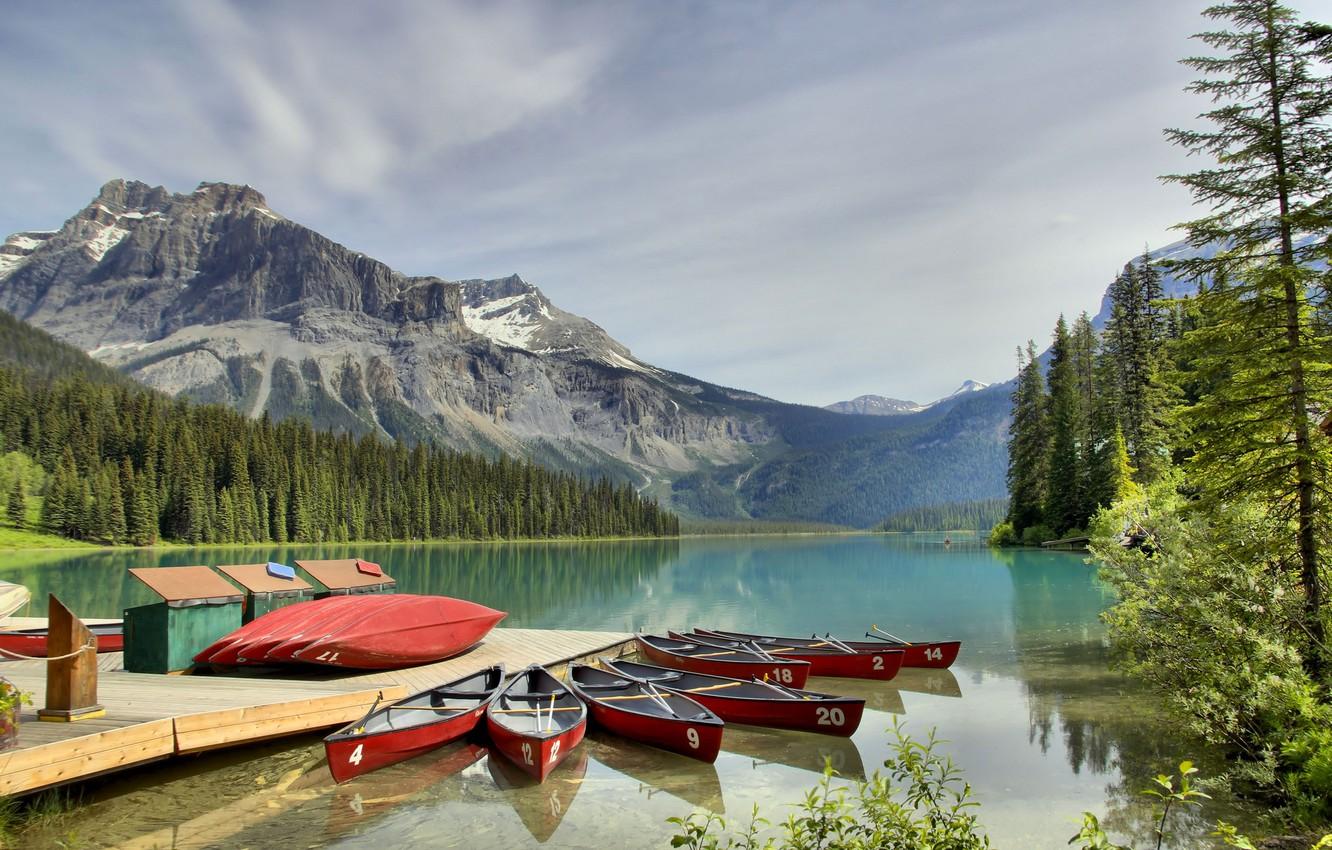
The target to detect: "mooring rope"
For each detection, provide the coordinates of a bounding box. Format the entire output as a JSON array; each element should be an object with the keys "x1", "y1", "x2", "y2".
[{"x1": 0, "y1": 641, "x2": 97, "y2": 662}]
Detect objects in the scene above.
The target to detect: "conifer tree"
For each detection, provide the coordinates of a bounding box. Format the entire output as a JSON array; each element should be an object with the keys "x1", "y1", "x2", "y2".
[
  {"x1": 1044, "y1": 316, "x2": 1085, "y2": 534},
  {"x1": 1006, "y1": 341, "x2": 1049, "y2": 534},
  {"x1": 6, "y1": 476, "x2": 24, "y2": 528},
  {"x1": 1164, "y1": 0, "x2": 1332, "y2": 673}
]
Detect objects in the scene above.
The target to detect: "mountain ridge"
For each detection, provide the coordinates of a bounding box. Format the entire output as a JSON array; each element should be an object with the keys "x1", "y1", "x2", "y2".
[{"x1": 0, "y1": 178, "x2": 1011, "y2": 525}]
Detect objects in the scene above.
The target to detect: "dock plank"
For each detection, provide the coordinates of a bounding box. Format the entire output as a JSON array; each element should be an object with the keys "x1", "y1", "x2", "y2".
[{"x1": 0, "y1": 627, "x2": 631, "y2": 797}]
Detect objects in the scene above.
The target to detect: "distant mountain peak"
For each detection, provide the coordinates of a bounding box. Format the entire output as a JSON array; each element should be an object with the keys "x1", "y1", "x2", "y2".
[
  {"x1": 823, "y1": 394, "x2": 924, "y2": 416},
  {"x1": 943, "y1": 379, "x2": 989, "y2": 398}
]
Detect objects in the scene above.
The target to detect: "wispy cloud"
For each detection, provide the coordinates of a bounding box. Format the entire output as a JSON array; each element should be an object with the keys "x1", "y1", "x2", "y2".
[{"x1": 0, "y1": 0, "x2": 1209, "y2": 404}]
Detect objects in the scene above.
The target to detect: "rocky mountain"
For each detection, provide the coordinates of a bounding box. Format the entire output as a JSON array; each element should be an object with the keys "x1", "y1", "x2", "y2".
[
  {"x1": 823, "y1": 395, "x2": 924, "y2": 416},
  {"x1": 825, "y1": 380, "x2": 991, "y2": 418},
  {"x1": 0, "y1": 179, "x2": 1010, "y2": 524}
]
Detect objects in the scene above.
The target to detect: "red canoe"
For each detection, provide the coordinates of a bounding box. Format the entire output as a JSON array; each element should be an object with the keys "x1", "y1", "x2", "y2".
[
  {"x1": 486, "y1": 666, "x2": 587, "y2": 782},
  {"x1": 0, "y1": 622, "x2": 124, "y2": 659},
  {"x1": 197, "y1": 596, "x2": 364, "y2": 665},
  {"x1": 602, "y1": 658, "x2": 864, "y2": 737},
  {"x1": 293, "y1": 595, "x2": 505, "y2": 669},
  {"x1": 264, "y1": 596, "x2": 413, "y2": 664},
  {"x1": 567, "y1": 663, "x2": 723, "y2": 763},
  {"x1": 704, "y1": 628, "x2": 962, "y2": 670},
  {"x1": 636, "y1": 634, "x2": 811, "y2": 689},
  {"x1": 680, "y1": 629, "x2": 905, "y2": 681},
  {"x1": 324, "y1": 664, "x2": 504, "y2": 783}
]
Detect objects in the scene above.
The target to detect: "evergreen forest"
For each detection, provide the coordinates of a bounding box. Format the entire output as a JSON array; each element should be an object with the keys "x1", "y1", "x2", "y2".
[{"x1": 0, "y1": 311, "x2": 678, "y2": 546}]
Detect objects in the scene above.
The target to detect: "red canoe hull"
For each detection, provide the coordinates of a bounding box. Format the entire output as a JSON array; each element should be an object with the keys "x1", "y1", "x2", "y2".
[
  {"x1": 295, "y1": 598, "x2": 506, "y2": 669},
  {"x1": 604, "y1": 659, "x2": 864, "y2": 737},
  {"x1": 636, "y1": 636, "x2": 810, "y2": 689},
  {"x1": 587, "y1": 699, "x2": 722, "y2": 762},
  {"x1": 705, "y1": 629, "x2": 962, "y2": 670},
  {"x1": 0, "y1": 624, "x2": 123, "y2": 658},
  {"x1": 684, "y1": 630, "x2": 905, "y2": 680},
  {"x1": 842, "y1": 640, "x2": 962, "y2": 669},
  {"x1": 326, "y1": 704, "x2": 490, "y2": 784},
  {"x1": 488, "y1": 717, "x2": 585, "y2": 783}
]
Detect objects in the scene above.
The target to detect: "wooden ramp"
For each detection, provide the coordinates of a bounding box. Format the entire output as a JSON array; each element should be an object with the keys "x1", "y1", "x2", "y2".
[{"x1": 0, "y1": 627, "x2": 632, "y2": 797}]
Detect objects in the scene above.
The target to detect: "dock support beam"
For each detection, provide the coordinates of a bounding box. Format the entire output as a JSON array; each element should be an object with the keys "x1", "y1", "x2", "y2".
[{"x1": 37, "y1": 595, "x2": 105, "y2": 722}]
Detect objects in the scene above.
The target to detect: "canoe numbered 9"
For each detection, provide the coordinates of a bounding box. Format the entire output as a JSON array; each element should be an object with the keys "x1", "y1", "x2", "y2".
[{"x1": 568, "y1": 663, "x2": 723, "y2": 762}]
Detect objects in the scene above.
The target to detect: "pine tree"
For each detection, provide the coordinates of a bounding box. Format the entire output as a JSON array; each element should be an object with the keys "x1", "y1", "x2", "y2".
[
  {"x1": 1164, "y1": 0, "x2": 1332, "y2": 675},
  {"x1": 1006, "y1": 341, "x2": 1049, "y2": 534},
  {"x1": 6, "y1": 476, "x2": 24, "y2": 527},
  {"x1": 1044, "y1": 316, "x2": 1085, "y2": 535}
]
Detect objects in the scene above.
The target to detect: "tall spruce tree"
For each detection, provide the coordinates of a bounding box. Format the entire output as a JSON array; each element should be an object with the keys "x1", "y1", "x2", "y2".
[
  {"x1": 1044, "y1": 316, "x2": 1085, "y2": 535},
  {"x1": 1164, "y1": 0, "x2": 1332, "y2": 674},
  {"x1": 1006, "y1": 341, "x2": 1049, "y2": 534}
]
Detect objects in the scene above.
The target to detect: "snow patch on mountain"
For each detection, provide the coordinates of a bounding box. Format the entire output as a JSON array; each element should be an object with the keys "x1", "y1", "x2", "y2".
[{"x1": 84, "y1": 222, "x2": 131, "y2": 262}]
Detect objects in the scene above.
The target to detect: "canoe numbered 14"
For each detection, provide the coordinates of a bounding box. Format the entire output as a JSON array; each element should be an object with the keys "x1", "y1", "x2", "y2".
[{"x1": 703, "y1": 628, "x2": 962, "y2": 669}]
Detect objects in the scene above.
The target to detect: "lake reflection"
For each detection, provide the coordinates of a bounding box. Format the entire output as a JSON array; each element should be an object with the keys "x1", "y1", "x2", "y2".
[{"x1": 1, "y1": 535, "x2": 1245, "y2": 849}]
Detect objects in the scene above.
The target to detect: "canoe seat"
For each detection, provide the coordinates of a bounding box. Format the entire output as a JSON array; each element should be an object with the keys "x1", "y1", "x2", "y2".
[
  {"x1": 575, "y1": 680, "x2": 633, "y2": 690},
  {"x1": 504, "y1": 691, "x2": 563, "y2": 701}
]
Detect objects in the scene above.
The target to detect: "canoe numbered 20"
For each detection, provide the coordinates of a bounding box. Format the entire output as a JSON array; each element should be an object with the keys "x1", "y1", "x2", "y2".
[{"x1": 602, "y1": 658, "x2": 864, "y2": 737}]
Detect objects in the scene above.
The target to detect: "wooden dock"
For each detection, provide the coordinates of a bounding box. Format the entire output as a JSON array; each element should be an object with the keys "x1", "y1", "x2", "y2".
[{"x1": 0, "y1": 627, "x2": 632, "y2": 797}]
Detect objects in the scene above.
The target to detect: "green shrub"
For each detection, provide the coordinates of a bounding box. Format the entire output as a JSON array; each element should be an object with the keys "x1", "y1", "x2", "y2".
[
  {"x1": 1019, "y1": 523, "x2": 1056, "y2": 546},
  {"x1": 987, "y1": 522, "x2": 1017, "y2": 547}
]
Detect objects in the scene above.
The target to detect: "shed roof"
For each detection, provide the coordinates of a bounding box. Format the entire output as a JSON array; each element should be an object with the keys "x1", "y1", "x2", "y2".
[
  {"x1": 127, "y1": 566, "x2": 244, "y2": 603},
  {"x1": 295, "y1": 559, "x2": 396, "y2": 591},
  {"x1": 215, "y1": 563, "x2": 313, "y2": 594}
]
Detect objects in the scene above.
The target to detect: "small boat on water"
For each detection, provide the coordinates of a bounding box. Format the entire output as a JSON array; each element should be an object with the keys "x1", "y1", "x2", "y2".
[
  {"x1": 486, "y1": 665, "x2": 587, "y2": 782},
  {"x1": 679, "y1": 629, "x2": 905, "y2": 681},
  {"x1": 566, "y1": 663, "x2": 723, "y2": 763},
  {"x1": 324, "y1": 664, "x2": 505, "y2": 783},
  {"x1": 702, "y1": 627, "x2": 962, "y2": 670},
  {"x1": 602, "y1": 658, "x2": 864, "y2": 736},
  {"x1": 195, "y1": 594, "x2": 507, "y2": 669},
  {"x1": 635, "y1": 634, "x2": 811, "y2": 688},
  {"x1": 0, "y1": 581, "x2": 30, "y2": 621},
  {"x1": 0, "y1": 622, "x2": 123, "y2": 659}
]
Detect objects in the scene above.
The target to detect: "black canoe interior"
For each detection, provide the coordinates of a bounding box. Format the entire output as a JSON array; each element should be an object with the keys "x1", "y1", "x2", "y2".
[
  {"x1": 686, "y1": 630, "x2": 867, "y2": 656},
  {"x1": 707, "y1": 628, "x2": 949, "y2": 651},
  {"x1": 605, "y1": 658, "x2": 841, "y2": 703},
  {"x1": 570, "y1": 664, "x2": 716, "y2": 722},
  {"x1": 342, "y1": 665, "x2": 504, "y2": 738},
  {"x1": 638, "y1": 633, "x2": 781, "y2": 663},
  {"x1": 7, "y1": 624, "x2": 123, "y2": 637},
  {"x1": 491, "y1": 667, "x2": 584, "y2": 736}
]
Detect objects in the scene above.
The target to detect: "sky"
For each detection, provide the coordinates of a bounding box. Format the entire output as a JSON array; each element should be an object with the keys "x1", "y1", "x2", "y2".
[{"x1": 3, "y1": 0, "x2": 1327, "y2": 406}]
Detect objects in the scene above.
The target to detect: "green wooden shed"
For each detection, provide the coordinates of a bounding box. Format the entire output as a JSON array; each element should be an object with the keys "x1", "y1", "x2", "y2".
[
  {"x1": 123, "y1": 567, "x2": 243, "y2": 674},
  {"x1": 216, "y1": 562, "x2": 314, "y2": 624},
  {"x1": 295, "y1": 559, "x2": 396, "y2": 598}
]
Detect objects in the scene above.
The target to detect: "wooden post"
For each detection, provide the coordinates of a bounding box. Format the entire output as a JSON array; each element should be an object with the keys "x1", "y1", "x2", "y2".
[{"x1": 37, "y1": 594, "x2": 105, "y2": 722}]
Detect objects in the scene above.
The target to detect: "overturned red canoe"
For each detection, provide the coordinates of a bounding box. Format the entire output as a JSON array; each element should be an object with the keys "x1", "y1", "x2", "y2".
[
  {"x1": 196, "y1": 594, "x2": 505, "y2": 670},
  {"x1": 292, "y1": 595, "x2": 506, "y2": 669},
  {"x1": 0, "y1": 622, "x2": 123, "y2": 659}
]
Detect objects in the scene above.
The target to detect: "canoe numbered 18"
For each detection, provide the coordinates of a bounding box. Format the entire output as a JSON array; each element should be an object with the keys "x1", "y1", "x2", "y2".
[{"x1": 635, "y1": 634, "x2": 811, "y2": 688}]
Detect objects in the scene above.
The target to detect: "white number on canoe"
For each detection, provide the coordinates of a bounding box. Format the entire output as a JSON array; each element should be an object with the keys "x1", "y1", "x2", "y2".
[
  {"x1": 816, "y1": 707, "x2": 845, "y2": 727},
  {"x1": 549, "y1": 740, "x2": 561, "y2": 764},
  {"x1": 773, "y1": 667, "x2": 793, "y2": 683},
  {"x1": 521, "y1": 742, "x2": 535, "y2": 765},
  {"x1": 686, "y1": 728, "x2": 700, "y2": 749},
  {"x1": 924, "y1": 647, "x2": 943, "y2": 662},
  {"x1": 316, "y1": 651, "x2": 341, "y2": 663},
  {"x1": 871, "y1": 655, "x2": 884, "y2": 671},
  {"x1": 348, "y1": 743, "x2": 364, "y2": 765}
]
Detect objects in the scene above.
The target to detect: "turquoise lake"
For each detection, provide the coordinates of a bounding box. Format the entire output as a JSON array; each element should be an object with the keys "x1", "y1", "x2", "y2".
[{"x1": 0, "y1": 535, "x2": 1245, "y2": 849}]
